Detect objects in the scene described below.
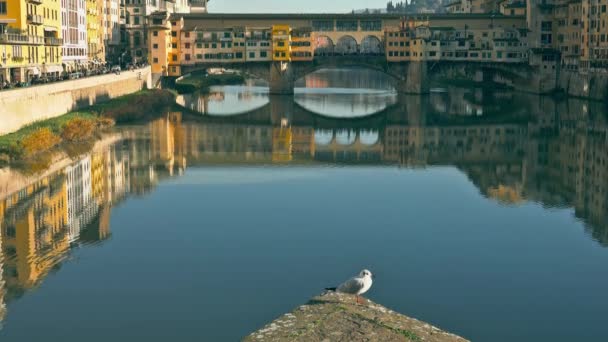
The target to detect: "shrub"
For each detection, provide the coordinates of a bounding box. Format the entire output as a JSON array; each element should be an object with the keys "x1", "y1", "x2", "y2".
[
  {"x1": 96, "y1": 117, "x2": 116, "y2": 128},
  {"x1": 20, "y1": 128, "x2": 61, "y2": 157},
  {"x1": 61, "y1": 118, "x2": 97, "y2": 142}
]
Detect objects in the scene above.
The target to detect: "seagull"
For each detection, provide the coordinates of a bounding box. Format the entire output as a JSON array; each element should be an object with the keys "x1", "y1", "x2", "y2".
[{"x1": 326, "y1": 269, "x2": 374, "y2": 304}]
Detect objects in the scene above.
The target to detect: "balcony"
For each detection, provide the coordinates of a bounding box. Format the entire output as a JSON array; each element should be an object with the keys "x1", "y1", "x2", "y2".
[
  {"x1": 0, "y1": 33, "x2": 44, "y2": 45},
  {"x1": 45, "y1": 37, "x2": 63, "y2": 46},
  {"x1": 27, "y1": 14, "x2": 44, "y2": 25}
]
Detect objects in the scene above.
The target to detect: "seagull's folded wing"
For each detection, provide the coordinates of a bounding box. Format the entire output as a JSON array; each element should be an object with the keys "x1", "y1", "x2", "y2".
[{"x1": 337, "y1": 277, "x2": 364, "y2": 294}]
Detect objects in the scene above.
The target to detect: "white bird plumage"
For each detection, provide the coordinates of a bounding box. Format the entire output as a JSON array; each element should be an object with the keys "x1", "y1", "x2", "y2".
[{"x1": 333, "y1": 269, "x2": 373, "y2": 304}]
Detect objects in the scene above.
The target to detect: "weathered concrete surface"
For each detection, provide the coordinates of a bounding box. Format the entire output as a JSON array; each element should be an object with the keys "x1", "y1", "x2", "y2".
[
  {"x1": 244, "y1": 292, "x2": 469, "y2": 342},
  {"x1": 0, "y1": 67, "x2": 152, "y2": 135},
  {"x1": 559, "y1": 70, "x2": 608, "y2": 101}
]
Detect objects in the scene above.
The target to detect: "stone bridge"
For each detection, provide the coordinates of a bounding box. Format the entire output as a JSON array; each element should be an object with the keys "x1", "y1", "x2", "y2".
[
  {"x1": 181, "y1": 57, "x2": 545, "y2": 95},
  {"x1": 180, "y1": 56, "x2": 428, "y2": 95}
]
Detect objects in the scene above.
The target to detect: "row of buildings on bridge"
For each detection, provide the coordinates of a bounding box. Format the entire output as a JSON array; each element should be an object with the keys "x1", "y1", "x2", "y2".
[
  {"x1": 146, "y1": 0, "x2": 607, "y2": 78},
  {"x1": 2, "y1": 0, "x2": 606, "y2": 83},
  {"x1": 0, "y1": 0, "x2": 209, "y2": 84}
]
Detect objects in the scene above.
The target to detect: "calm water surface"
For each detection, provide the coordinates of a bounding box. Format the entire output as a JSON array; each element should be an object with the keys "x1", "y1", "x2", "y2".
[{"x1": 1, "y1": 69, "x2": 608, "y2": 341}]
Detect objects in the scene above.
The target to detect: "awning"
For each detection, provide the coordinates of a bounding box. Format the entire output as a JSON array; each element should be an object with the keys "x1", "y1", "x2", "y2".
[
  {"x1": 44, "y1": 26, "x2": 58, "y2": 32},
  {"x1": 44, "y1": 65, "x2": 63, "y2": 73},
  {"x1": 27, "y1": 67, "x2": 40, "y2": 76},
  {"x1": 0, "y1": 19, "x2": 16, "y2": 24}
]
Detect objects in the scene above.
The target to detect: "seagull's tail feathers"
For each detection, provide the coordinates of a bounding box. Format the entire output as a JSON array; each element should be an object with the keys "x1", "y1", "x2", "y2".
[{"x1": 325, "y1": 287, "x2": 337, "y2": 291}]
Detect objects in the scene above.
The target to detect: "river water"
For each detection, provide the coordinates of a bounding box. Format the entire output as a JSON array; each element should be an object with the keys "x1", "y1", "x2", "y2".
[{"x1": 1, "y1": 69, "x2": 607, "y2": 341}]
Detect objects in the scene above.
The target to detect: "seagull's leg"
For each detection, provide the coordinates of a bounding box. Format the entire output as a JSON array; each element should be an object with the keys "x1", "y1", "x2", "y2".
[{"x1": 356, "y1": 295, "x2": 360, "y2": 304}]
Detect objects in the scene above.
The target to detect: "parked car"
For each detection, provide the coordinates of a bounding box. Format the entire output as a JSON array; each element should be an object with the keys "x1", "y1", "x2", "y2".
[{"x1": 68, "y1": 72, "x2": 84, "y2": 80}]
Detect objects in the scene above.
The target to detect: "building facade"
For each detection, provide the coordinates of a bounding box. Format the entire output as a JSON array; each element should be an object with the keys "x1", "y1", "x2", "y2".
[
  {"x1": 61, "y1": 0, "x2": 88, "y2": 71},
  {"x1": 123, "y1": 0, "x2": 190, "y2": 65},
  {"x1": 0, "y1": 0, "x2": 63, "y2": 83}
]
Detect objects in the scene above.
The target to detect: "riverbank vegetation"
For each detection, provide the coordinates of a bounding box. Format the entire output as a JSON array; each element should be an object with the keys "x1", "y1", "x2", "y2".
[
  {"x1": 175, "y1": 72, "x2": 245, "y2": 94},
  {"x1": 0, "y1": 89, "x2": 175, "y2": 161}
]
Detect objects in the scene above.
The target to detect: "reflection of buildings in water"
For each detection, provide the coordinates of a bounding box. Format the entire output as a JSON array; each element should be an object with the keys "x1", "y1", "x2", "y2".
[
  {"x1": 272, "y1": 126, "x2": 293, "y2": 162},
  {"x1": 292, "y1": 127, "x2": 315, "y2": 158},
  {"x1": 150, "y1": 112, "x2": 187, "y2": 176},
  {"x1": 0, "y1": 139, "x2": 130, "y2": 325},
  {"x1": 66, "y1": 156, "x2": 96, "y2": 242},
  {"x1": 301, "y1": 69, "x2": 394, "y2": 91},
  {"x1": 0, "y1": 95, "x2": 606, "y2": 327},
  {"x1": 313, "y1": 129, "x2": 383, "y2": 163},
  {"x1": 0, "y1": 172, "x2": 71, "y2": 301},
  {"x1": 305, "y1": 76, "x2": 329, "y2": 89}
]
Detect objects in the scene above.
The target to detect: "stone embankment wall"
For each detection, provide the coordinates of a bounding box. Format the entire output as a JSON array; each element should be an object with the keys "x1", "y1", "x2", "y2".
[
  {"x1": 244, "y1": 291, "x2": 469, "y2": 342},
  {"x1": 0, "y1": 67, "x2": 152, "y2": 135},
  {"x1": 430, "y1": 62, "x2": 608, "y2": 101},
  {"x1": 559, "y1": 70, "x2": 608, "y2": 101}
]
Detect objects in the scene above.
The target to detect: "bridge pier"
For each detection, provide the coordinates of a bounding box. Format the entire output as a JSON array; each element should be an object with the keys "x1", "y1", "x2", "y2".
[
  {"x1": 269, "y1": 62, "x2": 296, "y2": 95},
  {"x1": 397, "y1": 61, "x2": 430, "y2": 94}
]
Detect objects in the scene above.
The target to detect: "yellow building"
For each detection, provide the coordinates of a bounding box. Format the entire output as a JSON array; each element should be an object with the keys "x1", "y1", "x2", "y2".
[
  {"x1": 86, "y1": 0, "x2": 103, "y2": 62},
  {"x1": 0, "y1": 0, "x2": 62, "y2": 84},
  {"x1": 149, "y1": 11, "x2": 183, "y2": 77},
  {"x1": 290, "y1": 27, "x2": 313, "y2": 62},
  {"x1": 385, "y1": 20, "x2": 428, "y2": 62},
  {"x1": 272, "y1": 25, "x2": 291, "y2": 62}
]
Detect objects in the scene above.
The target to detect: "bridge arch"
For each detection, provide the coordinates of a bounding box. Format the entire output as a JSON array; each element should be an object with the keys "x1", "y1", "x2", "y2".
[
  {"x1": 314, "y1": 35, "x2": 335, "y2": 57},
  {"x1": 335, "y1": 35, "x2": 359, "y2": 55},
  {"x1": 360, "y1": 36, "x2": 384, "y2": 55}
]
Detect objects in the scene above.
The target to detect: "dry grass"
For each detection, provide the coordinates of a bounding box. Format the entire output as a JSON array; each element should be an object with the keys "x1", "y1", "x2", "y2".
[
  {"x1": 20, "y1": 128, "x2": 61, "y2": 157},
  {"x1": 61, "y1": 118, "x2": 97, "y2": 142}
]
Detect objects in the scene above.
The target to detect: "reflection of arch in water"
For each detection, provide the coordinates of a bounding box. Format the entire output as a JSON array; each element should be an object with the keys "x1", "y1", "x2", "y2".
[
  {"x1": 314, "y1": 35, "x2": 335, "y2": 56},
  {"x1": 314, "y1": 130, "x2": 334, "y2": 145},
  {"x1": 359, "y1": 130, "x2": 380, "y2": 145},
  {"x1": 335, "y1": 130, "x2": 357, "y2": 145},
  {"x1": 293, "y1": 98, "x2": 396, "y2": 119},
  {"x1": 335, "y1": 35, "x2": 358, "y2": 55},
  {"x1": 360, "y1": 36, "x2": 383, "y2": 55}
]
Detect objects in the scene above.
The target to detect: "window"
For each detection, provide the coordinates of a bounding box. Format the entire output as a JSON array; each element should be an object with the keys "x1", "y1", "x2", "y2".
[
  {"x1": 260, "y1": 51, "x2": 267, "y2": 57},
  {"x1": 312, "y1": 20, "x2": 334, "y2": 31},
  {"x1": 0, "y1": 1, "x2": 6, "y2": 15},
  {"x1": 153, "y1": 31, "x2": 158, "y2": 37},
  {"x1": 249, "y1": 52, "x2": 255, "y2": 58},
  {"x1": 153, "y1": 57, "x2": 158, "y2": 63},
  {"x1": 336, "y1": 20, "x2": 357, "y2": 31},
  {"x1": 153, "y1": 43, "x2": 158, "y2": 49},
  {"x1": 171, "y1": 31, "x2": 177, "y2": 37},
  {"x1": 360, "y1": 20, "x2": 381, "y2": 31}
]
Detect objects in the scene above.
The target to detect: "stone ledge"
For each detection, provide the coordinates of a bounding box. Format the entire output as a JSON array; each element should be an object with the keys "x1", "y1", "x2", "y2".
[{"x1": 244, "y1": 291, "x2": 469, "y2": 342}]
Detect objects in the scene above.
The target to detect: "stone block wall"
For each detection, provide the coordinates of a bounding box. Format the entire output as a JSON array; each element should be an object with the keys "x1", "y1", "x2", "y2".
[{"x1": 0, "y1": 67, "x2": 152, "y2": 135}]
